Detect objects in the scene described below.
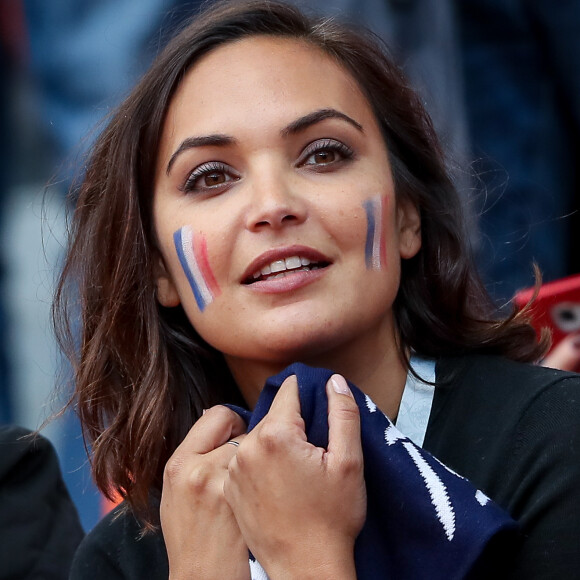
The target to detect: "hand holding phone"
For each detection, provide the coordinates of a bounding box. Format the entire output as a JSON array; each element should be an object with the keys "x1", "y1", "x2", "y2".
[{"x1": 513, "y1": 273, "x2": 580, "y2": 354}]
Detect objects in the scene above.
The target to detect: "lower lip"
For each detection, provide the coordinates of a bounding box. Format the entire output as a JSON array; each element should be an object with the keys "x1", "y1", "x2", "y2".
[{"x1": 244, "y1": 267, "x2": 329, "y2": 294}]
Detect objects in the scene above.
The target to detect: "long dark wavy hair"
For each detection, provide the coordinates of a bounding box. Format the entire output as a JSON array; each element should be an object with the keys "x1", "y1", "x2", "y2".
[{"x1": 53, "y1": 0, "x2": 546, "y2": 526}]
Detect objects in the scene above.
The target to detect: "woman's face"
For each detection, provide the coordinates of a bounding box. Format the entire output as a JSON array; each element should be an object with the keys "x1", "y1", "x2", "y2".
[{"x1": 153, "y1": 36, "x2": 421, "y2": 376}]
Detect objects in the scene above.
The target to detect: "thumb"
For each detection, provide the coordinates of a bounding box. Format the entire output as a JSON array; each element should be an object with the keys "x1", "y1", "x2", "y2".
[{"x1": 326, "y1": 374, "x2": 362, "y2": 461}]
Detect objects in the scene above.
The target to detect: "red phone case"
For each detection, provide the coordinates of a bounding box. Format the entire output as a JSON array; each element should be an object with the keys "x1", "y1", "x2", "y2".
[{"x1": 513, "y1": 273, "x2": 580, "y2": 351}]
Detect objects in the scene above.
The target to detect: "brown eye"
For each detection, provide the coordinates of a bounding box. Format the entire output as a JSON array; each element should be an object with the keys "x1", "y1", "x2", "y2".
[
  {"x1": 299, "y1": 138, "x2": 354, "y2": 168},
  {"x1": 204, "y1": 171, "x2": 226, "y2": 186},
  {"x1": 182, "y1": 161, "x2": 239, "y2": 194},
  {"x1": 312, "y1": 150, "x2": 337, "y2": 164}
]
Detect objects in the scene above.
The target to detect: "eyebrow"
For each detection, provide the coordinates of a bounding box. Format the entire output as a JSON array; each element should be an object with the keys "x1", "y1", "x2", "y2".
[
  {"x1": 166, "y1": 134, "x2": 237, "y2": 175},
  {"x1": 281, "y1": 108, "x2": 364, "y2": 136},
  {"x1": 166, "y1": 108, "x2": 363, "y2": 175}
]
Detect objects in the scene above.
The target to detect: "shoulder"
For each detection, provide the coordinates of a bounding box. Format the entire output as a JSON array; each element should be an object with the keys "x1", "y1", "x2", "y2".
[
  {"x1": 0, "y1": 424, "x2": 56, "y2": 475},
  {"x1": 426, "y1": 355, "x2": 580, "y2": 576},
  {"x1": 426, "y1": 353, "x2": 580, "y2": 514},
  {"x1": 433, "y1": 353, "x2": 580, "y2": 424},
  {"x1": 438, "y1": 352, "x2": 580, "y2": 388},
  {"x1": 0, "y1": 425, "x2": 85, "y2": 579},
  {"x1": 70, "y1": 503, "x2": 168, "y2": 580},
  {"x1": 425, "y1": 354, "x2": 580, "y2": 486}
]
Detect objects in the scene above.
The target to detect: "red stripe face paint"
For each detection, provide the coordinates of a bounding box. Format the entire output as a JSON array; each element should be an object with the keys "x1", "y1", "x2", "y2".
[
  {"x1": 363, "y1": 195, "x2": 387, "y2": 270},
  {"x1": 174, "y1": 225, "x2": 221, "y2": 311}
]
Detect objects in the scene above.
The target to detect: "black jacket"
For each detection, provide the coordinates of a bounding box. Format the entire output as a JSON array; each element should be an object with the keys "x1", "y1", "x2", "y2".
[{"x1": 0, "y1": 425, "x2": 85, "y2": 579}]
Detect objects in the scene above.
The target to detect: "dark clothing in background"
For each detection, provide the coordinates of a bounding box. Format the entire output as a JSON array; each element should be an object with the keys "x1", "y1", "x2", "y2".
[
  {"x1": 460, "y1": 0, "x2": 580, "y2": 300},
  {"x1": 0, "y1": 425, "x2": 84, "y2": 579}
]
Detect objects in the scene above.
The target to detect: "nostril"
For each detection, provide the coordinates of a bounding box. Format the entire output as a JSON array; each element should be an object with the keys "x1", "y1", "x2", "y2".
[{"x1": 254, "y1": 213, "x2": 298, "y2": 228}]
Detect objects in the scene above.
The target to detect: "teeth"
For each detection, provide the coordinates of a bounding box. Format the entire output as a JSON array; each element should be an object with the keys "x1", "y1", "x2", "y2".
[
  {"x1": 270, "y1": 260, "x2": 286, "y2": 273},
  {"x1": 251, "y1": 255, "x2": 319, "y2": 281},
  {"x1": 285, "y1": 256, "x2": 301, "y2": 269}
]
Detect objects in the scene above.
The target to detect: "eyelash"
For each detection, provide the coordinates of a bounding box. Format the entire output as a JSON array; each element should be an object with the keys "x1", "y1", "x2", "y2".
[
  {"x1": 180, "y1": 138, "x2": 354, "y2": 194},
  {"x1": 297, "y1": 138, "x2": 355, "y2": 168},
  {"x1": 181, "y1": 161, "x2": 238, "y2": 194}
]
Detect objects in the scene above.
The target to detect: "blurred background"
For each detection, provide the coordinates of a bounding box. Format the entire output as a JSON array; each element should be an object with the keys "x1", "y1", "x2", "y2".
[{"x1": 1, "y1": 0, "x2": 578, "y2": 532}]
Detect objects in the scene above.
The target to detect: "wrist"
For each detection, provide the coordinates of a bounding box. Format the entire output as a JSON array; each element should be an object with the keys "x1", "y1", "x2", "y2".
[
  {"x1": 264, "y1": 542, "x2": 357, "y2": 580},
  {"x1": 268, "y1": 561, "x2": 357, "y2": 580}
]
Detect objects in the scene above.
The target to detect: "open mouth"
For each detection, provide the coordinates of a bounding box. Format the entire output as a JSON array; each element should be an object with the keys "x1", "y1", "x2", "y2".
[{"x1": 243, "y1": 255, "x2": 330, "y2": 284}]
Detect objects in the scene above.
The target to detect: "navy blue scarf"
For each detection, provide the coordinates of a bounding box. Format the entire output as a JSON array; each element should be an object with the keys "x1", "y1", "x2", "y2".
[{"x1": 229, "y1": 363, "x2": 517, "y2": 579}]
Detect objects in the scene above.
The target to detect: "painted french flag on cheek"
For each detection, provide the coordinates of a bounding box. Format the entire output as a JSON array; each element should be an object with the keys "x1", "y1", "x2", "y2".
[
  {"x1": 173, "y1": 225, "x2": 221, "y2": 312},
  {"x1": 363, "y1": 195, "x2": 388, "y2": 270}
]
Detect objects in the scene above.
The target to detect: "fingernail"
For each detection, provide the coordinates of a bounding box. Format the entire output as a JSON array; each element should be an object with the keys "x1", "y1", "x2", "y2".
[
  {"x1": 330, "y1": 374, "x2": 352, "y2": 397},
  {"x1": 202, "y1": 409, "x2": 208, "y2": 415}
]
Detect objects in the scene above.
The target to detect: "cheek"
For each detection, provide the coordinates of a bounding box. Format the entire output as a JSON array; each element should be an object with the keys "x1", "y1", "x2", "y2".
[
  {"x1": 173, "y1": 225, "x2": 221, "y2": 312},
  {"x1": 362, "y1": 194, "x2": 389, "y2": 271}
]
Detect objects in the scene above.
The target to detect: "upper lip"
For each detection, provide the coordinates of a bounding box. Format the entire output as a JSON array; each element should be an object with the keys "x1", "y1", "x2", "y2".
[{"x1": 241, "y1": 245, "x2": 332, "y2": 284}]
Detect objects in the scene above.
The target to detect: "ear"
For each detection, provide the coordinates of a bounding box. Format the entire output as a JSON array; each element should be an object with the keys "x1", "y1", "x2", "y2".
[
  {"x1": 397, "y1": 199, "x2": 421, "y2": 259},
  {"x1": 154, "y1": 255, "x2": 181, "y2": 307}
]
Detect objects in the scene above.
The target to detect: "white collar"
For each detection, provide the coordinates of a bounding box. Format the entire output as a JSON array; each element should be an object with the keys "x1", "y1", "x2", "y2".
[{"x1": 394, "y1": 356, "x2": 436, "y2": 447}]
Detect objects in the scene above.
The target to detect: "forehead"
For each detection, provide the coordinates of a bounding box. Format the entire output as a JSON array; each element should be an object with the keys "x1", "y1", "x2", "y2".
[{"x1": 158, "y1": 35, "x2": 381, "y2": 155}]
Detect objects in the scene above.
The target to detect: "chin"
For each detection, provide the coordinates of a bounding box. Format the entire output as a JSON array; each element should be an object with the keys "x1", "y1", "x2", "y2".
[
  {"x1": 218, "y1": 325, "x2": 330, "y2": 358},
  {"x1": 256, "y1": 332, "x2": 343, "y2": 367}
]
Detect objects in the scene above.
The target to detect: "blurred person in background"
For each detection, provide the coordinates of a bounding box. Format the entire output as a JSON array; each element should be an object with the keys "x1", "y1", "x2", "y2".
[
  {"x1": 459, "y1": 0, "x2": 580, "y2": 303},
  {"x1": 542, "y1": 332, "x2": 580, "y2": 372},
  {"x1": 0, "y1": 0, "x2": 27, "y2": 425},
  {"x1": 0, "y1": 425, "x2": 84, "y2": 579}
]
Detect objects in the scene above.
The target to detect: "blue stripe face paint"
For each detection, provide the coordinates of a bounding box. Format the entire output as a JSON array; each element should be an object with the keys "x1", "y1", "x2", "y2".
[
  {"x1": 363, "y1": 195, "x2": 386, "y2": 270},
  {"x1": 173, "y1": 225, "x2": 217, "y2": 311}
]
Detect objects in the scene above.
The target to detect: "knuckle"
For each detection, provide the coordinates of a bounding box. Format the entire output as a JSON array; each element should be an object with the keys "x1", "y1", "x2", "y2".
[
  {"x1": 163, "y1": 454, "x2": 184, "y2": 483},
  {"x1": 256, "y1": 421, "x2": 285, "y2": 453},
  {"x1": 163, "y1": 455, "x2": 216, "y2": 496},
  {"x1": 340, "y1": 453, "x2": 364, "y2": 477},
  {"x1": 206, "y1": 404, "x2": 235, "y2": 423},
  {"x1": 185, "y1": 463, "x2": 214, "y2": 494},
  {"x1": 332, "y1": 402, "x2": 360, "y2": 422}
]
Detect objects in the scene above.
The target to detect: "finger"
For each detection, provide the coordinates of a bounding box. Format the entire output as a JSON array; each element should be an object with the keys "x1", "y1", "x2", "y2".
[
  {"x1": 223, "y1": 435, "x2": 243, "y2": 468},
  {"x1": 225, "y1": 435, "x2": 245, "y2": 446},
  {"x1": 178, "y1": 406, "x2": 247, "y2": 455},
  {"x1": 221, "y1": 434, "x2": 246, "y2": 454},
  {"x1": 326, "y1": 374, "x2": 362, "y2": 459},
  {"x1": 249, "y1": 375, "x2": 307, "y2": 448},
  {"x1": 266, "y1": 374, "x2": 302, "y2": 421},
  {"x1": 210, "y1": 433, "x2": 246, "y2": 465}
]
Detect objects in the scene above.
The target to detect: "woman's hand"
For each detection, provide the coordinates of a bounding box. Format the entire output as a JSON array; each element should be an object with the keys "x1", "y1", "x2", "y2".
[
  {"x1": 160, "y1": 406, "x2": 250, "y2": 580},
  {"x1": 224, "y1": 374, "x2": 366, "y2": 580}
]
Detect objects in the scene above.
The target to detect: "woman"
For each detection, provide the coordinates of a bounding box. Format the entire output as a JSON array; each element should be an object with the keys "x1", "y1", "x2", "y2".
[{"x1": 59, "y1": 1, "x2": 580, "y2": 578}]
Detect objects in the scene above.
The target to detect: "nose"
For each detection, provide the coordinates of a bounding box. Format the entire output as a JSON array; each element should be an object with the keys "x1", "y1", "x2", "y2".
[{"x1": 245, "y1": 170, "x2": 307, "y2": 232}]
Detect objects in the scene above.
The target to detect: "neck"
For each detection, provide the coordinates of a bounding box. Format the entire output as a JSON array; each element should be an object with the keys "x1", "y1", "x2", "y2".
[{"x1": 225, "y1": 328, "x2": 409, "y2": 420}]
